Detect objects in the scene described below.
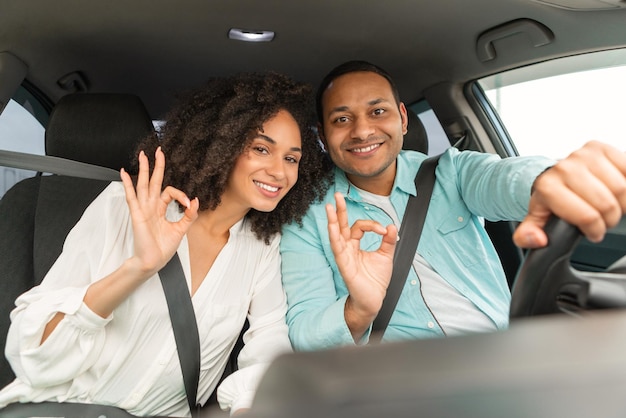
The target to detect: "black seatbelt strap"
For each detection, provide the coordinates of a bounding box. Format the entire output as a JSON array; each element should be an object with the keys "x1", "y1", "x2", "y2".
[
  {"x1": 370, "y1": 154, "x2": 441, "y2": 343},
  {"x1": 159, "y1": 253, "x2": 201, "y2": 417}
]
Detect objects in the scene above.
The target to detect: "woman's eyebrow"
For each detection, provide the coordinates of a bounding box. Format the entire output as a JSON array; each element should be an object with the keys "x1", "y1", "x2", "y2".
[{"x1": 256, "y1": 134, "x2": 302, "y2": 153}]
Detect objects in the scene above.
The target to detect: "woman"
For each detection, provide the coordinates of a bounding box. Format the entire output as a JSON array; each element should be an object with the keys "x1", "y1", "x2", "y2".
[{"x1": 0, "y1": 72, "x2": 332, "y2": 416}]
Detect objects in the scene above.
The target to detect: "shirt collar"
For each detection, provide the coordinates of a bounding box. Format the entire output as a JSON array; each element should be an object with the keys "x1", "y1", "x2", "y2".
[{"x1": 332, "y1": 150, "x2": 423, "y2": 200}]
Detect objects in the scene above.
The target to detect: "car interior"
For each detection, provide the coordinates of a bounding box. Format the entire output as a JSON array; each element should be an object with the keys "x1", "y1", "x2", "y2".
[
  {"x1": 1, "y1": 0, "x2": 626, "y2": 416},
  {"x1": 0, "y1": 93, "x2": 154, "y2": 388},
  {"x1": 0, "y1": 91, "x2": 431, "y2": 389}
]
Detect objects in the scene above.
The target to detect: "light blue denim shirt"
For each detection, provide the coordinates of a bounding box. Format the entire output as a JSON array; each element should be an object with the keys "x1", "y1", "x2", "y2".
[{"x1": 280, "y1": 148, "x2": 554, "y2": 351}]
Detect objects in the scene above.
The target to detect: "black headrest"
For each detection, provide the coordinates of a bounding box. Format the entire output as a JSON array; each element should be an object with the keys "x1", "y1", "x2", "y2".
[
  {"x1": 403, "y1": 109, "x2": 428, "y2": 154},
  {"x1": 45, "y1": 93, "x2": 154, "y2": 171}
]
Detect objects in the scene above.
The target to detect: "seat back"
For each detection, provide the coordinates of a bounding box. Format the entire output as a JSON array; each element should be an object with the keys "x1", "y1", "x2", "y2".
[
  {"x1": 403, "y1": 109, "x2": 429, "y2": 154},
  {"x1": 0, "y1": 93, "x2": 154, "y2": 387},
  {"x1": 45, "y1": 93, "x2": 154, "y2": 171}
]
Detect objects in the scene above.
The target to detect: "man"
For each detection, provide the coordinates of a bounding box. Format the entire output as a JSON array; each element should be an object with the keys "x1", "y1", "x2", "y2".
[{"x1": 280, "y1": 60, "x2": 626, "y2": 350}]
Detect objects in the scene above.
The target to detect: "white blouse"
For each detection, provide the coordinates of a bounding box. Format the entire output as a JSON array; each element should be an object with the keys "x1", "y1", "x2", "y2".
[{"x1": 0, "y1": 182, "x2": 292, "y2": 416}]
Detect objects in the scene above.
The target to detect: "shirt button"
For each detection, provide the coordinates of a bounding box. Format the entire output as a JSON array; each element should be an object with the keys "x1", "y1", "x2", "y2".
[
  {"x1": 427, "y1": 321, "x2": 435, "y2": 329},
  {"x1": 457, "y1": 216, "x2": 464, "y2": 222},
  {"x1": 364, "y1": 206, "x2": 370, "y2": 210},
  {"x1": 396, "y1": 235, "x2": 400, "y2": 242},
  {"x1": 410, "y1": 280, "x2": 417, "y2": 286}
]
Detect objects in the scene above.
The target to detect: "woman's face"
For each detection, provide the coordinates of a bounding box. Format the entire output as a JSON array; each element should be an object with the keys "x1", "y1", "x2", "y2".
[{"x1": 224, "y1": 109, "x2": 302, "y2": 213}]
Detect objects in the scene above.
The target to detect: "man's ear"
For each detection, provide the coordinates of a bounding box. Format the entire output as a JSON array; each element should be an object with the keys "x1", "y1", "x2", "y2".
[
  {"x1": 399, "y1": 102, "x2": 408, "y2": 135},
  {"x1": 317, "y1": 122, "x2": 328, "y2": 152}
]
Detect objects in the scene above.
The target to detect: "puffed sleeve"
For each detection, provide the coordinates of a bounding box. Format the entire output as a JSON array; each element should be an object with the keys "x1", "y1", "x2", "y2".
[
  {"x1": 216, "y1": 234, "x2": 292, "y2": 413},
  {"x1": 5, "y1": 182, "x2": 133, "y2": 388}
]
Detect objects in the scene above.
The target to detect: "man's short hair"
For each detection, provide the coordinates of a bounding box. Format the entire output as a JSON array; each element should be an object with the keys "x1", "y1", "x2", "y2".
[{"x1": 315, "y1": 60, "x2": 401, "y2": 124}]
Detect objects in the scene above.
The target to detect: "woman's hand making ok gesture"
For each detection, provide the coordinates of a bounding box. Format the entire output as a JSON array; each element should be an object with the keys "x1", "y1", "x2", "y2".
[{"x1": 120, "y1": 147, "x2": 199, "y2": 278}]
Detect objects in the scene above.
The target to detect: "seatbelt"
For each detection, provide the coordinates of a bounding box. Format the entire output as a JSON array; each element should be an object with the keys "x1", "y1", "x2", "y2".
[
  {"x1": 159, "y1": 254, "x2": 201, "y2": 417},
  {"x1": 1, "y1": 150, "x2": 200, "y2": 415},
  {"x1": 370, "y1": 154, "x2": 441, "y2": 343},
  {"x1": 0, "y1": 149, "x2": 120, "y2": 181}
]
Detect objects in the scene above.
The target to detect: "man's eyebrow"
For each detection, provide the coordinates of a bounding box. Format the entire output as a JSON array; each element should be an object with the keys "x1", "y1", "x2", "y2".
[
  {"x1": 327, "y1": 98, "x2": 391, "y2": 116},
  {"x1": 255, "y1": 134, "x2": 302, "y2": 153},
  {"x1": 327, "y1": 105, "x2": 349, "y2": 116},
  {"x1": 368, "y1": 98, "x2": 388, "y2": 106}
]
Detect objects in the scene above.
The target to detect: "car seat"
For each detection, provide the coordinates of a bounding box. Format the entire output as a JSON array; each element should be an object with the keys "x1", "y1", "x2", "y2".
[
  {"x1": 403, "y1": 108, "x2": 429, "y2": 154},
  {"x1": 0, "y1": 93, "x2": 154, "y2": 387}
]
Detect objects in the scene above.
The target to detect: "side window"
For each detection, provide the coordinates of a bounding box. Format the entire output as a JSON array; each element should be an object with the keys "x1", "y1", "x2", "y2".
[
  {"x1": 0, "y1": 86, "x2": 47, "y2": 198},
  {"x1": 408, "y1": 101, "x2": 451, "y2": 156},
  {"x1": 476, "y1": 48, "x2": 626, "y2": 272},
  {"x1": 476, "y1": 48, "x2": 626, "y2": 159}
]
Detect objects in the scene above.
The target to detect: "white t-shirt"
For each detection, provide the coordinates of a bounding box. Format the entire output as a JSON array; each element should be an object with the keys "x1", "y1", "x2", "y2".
[
  {"x1": 355, "y1": 187, "x2": 496, "y2": 336},
  {"x1": 0, "y1": 182, "x2": 292, "y2": 416}
]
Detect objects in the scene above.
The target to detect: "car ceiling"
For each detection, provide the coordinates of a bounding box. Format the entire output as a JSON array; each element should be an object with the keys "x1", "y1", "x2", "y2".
[{"x1": 2, "y1": 0, "x2": 626, "y2": 119}]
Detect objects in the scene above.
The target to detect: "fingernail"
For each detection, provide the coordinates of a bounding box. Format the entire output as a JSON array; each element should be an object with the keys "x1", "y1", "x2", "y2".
[
  {"x1": 589, "y1": 234, "x2": 604, "y2": 244},
  {"x1": 524, "y1": 233, "x2": 537, "y2": 247}
]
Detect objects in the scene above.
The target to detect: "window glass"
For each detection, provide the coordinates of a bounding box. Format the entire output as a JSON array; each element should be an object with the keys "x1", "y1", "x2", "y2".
[
  {"x1": 0, "y1": 92, "x2": 46, "y2": 198},
  {"x1": 153, "y1": 120, "x2": 166, "y2": 135},
  {"x1": 408, "y1": 101, "x2": 451, "y2": 156},
  {"x1": 478, "y1": 48, "x2": 626, "y2": 159},
  {"x1": 478, "y1": 49, "x2": 626, "y2": 273}
]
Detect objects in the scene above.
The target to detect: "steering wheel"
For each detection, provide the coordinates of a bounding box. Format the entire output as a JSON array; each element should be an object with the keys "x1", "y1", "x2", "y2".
[{"x1": 509, "y1": 216, "x2": 626, "y2": 319}]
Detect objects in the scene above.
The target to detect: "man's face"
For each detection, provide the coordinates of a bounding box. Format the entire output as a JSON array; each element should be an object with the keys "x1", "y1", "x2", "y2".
[{"x1": 320, "y1": 71, "x2": 407, "y2": 194}]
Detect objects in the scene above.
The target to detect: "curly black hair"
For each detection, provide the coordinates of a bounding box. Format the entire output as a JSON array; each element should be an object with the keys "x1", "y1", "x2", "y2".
[{"x1": 135, "y1": 72, "x2": 333, "y2": 243}]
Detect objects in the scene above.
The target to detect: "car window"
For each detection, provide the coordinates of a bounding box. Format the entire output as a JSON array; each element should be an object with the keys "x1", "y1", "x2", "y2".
[
  {"x1": 408, "y1": 101, "x2": 451, "y2": 156},
  {"x1": 477, "y1": 48, "x2": 626, "y2": 272},
  {"x1": 0, "y1": 86, "x2": 47, "y2": 198},
  {"x1": 477, "y1": 48, "x2": 626, "y2": 159}
]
